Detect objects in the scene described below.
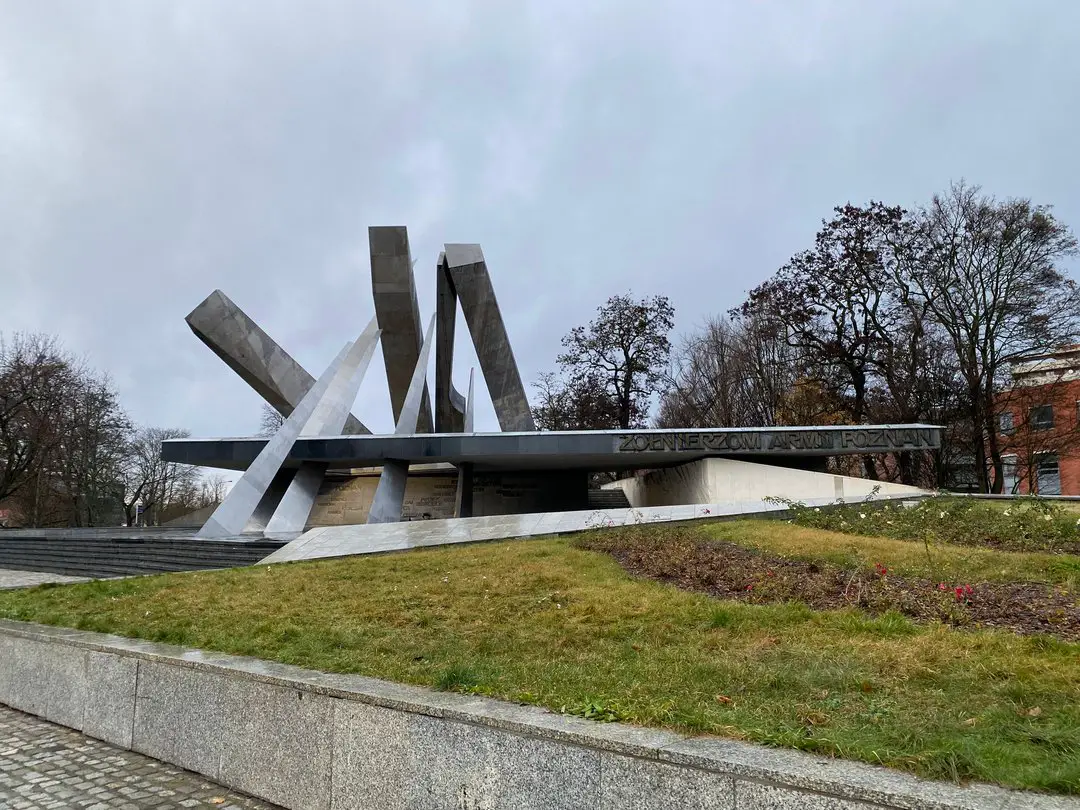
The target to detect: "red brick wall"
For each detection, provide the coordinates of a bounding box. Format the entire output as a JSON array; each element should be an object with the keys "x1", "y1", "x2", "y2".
[{"x1": 995, "y1": 378, "x2": 1080, "y2": 495}]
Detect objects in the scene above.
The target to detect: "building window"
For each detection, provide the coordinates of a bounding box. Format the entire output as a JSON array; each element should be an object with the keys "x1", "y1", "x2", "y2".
[
  {"x1": 1035, "y1": 453, "x2": 1061, "y2": 495},
  {"x1": 998, "y1": 412, "x2": 1015, "y2": 435},
  {"x1": 1030, "y1": 404, "x2": 1054, "y2": 431},
  {"x1": 1001, "y1": 455, "x2": 1019, "y2": 495}
]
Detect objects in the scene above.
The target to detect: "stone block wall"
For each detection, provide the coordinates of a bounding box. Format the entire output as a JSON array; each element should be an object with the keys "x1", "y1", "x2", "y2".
[
  {"x1": 0, "y1": 620, "x2": 1066, "y2": 810},
  {"x1": 307, "y1": 472, "x2": 458, "y2": 527},
  {"x1": 306, "y1": 469, "x2": 589, "y2": 526}
]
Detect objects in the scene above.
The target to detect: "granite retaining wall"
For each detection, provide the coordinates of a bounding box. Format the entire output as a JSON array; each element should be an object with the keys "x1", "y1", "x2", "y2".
[{"x1": 0, "y1": 620, "x2": 1073, "y2": 810}]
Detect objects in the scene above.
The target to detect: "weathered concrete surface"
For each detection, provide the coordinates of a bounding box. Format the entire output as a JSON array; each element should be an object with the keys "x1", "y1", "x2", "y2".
[
  {"x1": 0, "y1": 567, "x2": 88, "y2": 589},
  {"x1": 307, "y1": 469, "x2": 458, "y2": 526},
  {"x1": 369, "y1": 226, "x2": 433, "y2": 433},
  {"x1": 444, "y1": 243, "x2": 536, "y2": 432},
  {"x1": 606, "y1": 457, "x2": 926, "y2": 508},
  {"x1": 186, "y1": 289, "x2": 369, "y2": 435},
  {"x1": 365, "y1": 459, "x2": 410, "y2": 525},
  {"x1": 0, "y1": 619, "x2": 1074, "y2": 810},
  {"x1": 0, "y1": 631, "x2": 138, "y2": 749},
  {"x1": 262, "y1": 492, "x2": 917, "y2": 565}
]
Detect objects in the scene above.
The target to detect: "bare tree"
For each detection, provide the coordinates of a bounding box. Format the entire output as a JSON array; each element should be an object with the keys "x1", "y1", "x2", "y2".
[
  {"x1": 119, "y1": 427, "x2": 199, "y2": 526},
  {"x1": 904, "y1": 182, "x2": 1080, "y2": 492},
  {"x1": 51, "y1": 372, "x2": 130, "y2": 526},
  {"x1": 738, "y1": 203, "x2": 917, "y2": 478},
  {"x1": 259, "y1": 404, "x2": 285, "y2": 436},
  {"x1": 658, "y1": 314, "x2": 802, "y2": 428},
  {"x1": 531, "y1": 371, "x2": 621, "y2": 431},
  {"x1": 0, "y1": 333, "x2": 76, "y2": 506},
  {"x1": 554, "y1": 294, "x2": 675, "y2": 429},
  {"x1": 198, "y1": 472, "x2": 229, "y2": 507}
]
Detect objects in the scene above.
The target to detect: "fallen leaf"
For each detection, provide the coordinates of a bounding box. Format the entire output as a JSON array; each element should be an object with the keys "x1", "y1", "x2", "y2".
[
  {"x1": 715, "y1": 694, "x2": 733, "y2": 705},
  {"x1": 963, "y1": 718, "x2": 977, "y2": 726},
  {"x1": 1026, "y1": 707, "x2": 1042, "y2": 717},
  {"x1": 210, "y1": 799, "x2": 226, "y2": 806}
]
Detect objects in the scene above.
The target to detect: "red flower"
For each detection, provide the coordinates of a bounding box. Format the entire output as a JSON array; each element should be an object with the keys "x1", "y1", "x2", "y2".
[
  {"x1": 954, "y1": 586, "x2": 965, "y2": 601},
  {"x1": 964, "y1": 585, "x2": 974, "y2": 596},
  {"x1": 938, "y1": 583, "x2": 947, "y2": 591},
  {"x1": 745, "y1": 584, "x2": 754, "y2": 591}
]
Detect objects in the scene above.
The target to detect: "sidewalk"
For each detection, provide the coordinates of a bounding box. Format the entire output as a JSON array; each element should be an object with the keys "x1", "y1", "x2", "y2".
[{"x1": 0, "y1": 705, "x2": 278, "y2": 809}]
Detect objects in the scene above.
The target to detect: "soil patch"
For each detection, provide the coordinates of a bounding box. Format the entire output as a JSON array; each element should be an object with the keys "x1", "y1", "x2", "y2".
[{"x1": 576, "y1": 528, "x2": 1080, "y2": 641}]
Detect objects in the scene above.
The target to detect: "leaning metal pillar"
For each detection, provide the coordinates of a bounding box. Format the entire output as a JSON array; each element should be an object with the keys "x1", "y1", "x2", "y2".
[
  {"x1": 186, "y1": 289, "x2": 370, "y2": 434},
  {"x1": 443, "y1": 244, "x2": 535, "y2": 432},
  {"x1": 368, "y1": 313, "x2": 437, "y2": 524},
  {"x1": 453, "y1": 369, "x2": 476, "y2": 517},
  {"x1": 196, "y1": 340, "x2": 355, "y2": 539},
  {"x1": 370, "y1": 226, "x2": 433, "y2": 433},
  {"x1": 435, "y1": 252, "x2": 466, "y2": 433},
  {"x1": 264, "y1": 318, "x2": 381, "y2": 537}
]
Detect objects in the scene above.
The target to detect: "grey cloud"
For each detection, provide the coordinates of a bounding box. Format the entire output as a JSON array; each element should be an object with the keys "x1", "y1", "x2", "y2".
[{"x1": 1, "y1": 0, "x2": 1077, "y2": 441}]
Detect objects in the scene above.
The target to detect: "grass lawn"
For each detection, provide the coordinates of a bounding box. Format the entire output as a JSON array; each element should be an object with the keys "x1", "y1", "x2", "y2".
[
  {"x1": 705, "y1": 521, "x2": 1080, "y2": 589},
  {"x1": 0, "y1": 522, "x2": 1078, "y2": 793}
]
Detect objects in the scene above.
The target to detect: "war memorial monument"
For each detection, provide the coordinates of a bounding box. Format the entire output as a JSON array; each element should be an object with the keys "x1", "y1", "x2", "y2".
[{"x1": 159, "y1": 225, "x2": 939, "y2": 561}]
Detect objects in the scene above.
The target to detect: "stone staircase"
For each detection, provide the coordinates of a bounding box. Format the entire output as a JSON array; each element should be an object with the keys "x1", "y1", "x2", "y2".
[
  {"x1": 586, "y1": 489, "x2": 632, "y2": 510},
  {"x1": 0, "y1": 529, "x2": 284, "y2": 578}
]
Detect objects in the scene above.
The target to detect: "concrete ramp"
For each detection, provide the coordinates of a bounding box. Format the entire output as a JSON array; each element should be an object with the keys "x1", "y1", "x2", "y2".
[{"x1": 260, "y1": 490, "x2": 927, "y2": 565}]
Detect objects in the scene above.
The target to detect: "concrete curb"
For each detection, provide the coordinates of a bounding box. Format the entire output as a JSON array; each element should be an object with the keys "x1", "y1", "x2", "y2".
[{"x1": 0, "y1": 619, "x2": 1074, "y2": 809}]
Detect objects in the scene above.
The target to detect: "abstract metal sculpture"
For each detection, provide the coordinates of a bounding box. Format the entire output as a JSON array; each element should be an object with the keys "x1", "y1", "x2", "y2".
[
  {"x1": 189, "y1": 225, "x2": 534, "y2": 536},
  {"x1": 197, "y1": 339, "x2": 359, "y2": 539}
]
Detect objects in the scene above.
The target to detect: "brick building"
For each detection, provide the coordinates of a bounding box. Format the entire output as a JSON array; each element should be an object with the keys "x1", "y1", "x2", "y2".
[{"x1": 996, "y1": 346, "x2": 1080, "y2": 495}]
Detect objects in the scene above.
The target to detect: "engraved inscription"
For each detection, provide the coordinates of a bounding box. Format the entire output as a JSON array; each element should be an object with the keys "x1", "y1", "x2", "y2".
[{"x1": 615, "y1": 428, "x2": 939, "y2": 453}]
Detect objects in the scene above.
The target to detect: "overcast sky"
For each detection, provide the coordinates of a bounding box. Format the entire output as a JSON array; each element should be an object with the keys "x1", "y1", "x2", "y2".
[{"x1": 3, "y1": 0, "x2": 1078, "y2": 443}]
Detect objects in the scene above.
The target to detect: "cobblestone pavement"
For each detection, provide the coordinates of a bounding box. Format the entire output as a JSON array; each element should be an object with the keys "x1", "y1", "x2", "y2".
[
  {"x1": 0, "y1": 568, "x2": 89, "y2": 590},
  {"x1": 0, "y1": 705, "x2": 280, "y2": 809}
]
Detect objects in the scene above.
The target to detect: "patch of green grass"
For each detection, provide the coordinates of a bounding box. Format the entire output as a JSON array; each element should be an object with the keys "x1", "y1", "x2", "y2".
[
  {"x1": 779, "y1": 495, "x2": 1080, "y2": 555},
  {"x1": 707, "y1": 520, "x2": 1080, "y2": 589},
  {"x1": 0, "y1": 534, "x2": 1077, "y2": 793}
]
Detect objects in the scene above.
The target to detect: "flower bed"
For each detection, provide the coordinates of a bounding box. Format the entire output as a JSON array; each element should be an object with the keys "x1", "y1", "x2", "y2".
[
  {"x1": 777, "y1": 495, "x2": 1080, "y2": 554},
  {"x1": 575, "y1": 525, "x2": 1080, "y2": 641}
]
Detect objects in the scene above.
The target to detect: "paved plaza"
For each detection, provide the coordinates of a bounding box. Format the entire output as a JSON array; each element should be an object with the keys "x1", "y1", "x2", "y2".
[
  {"x1": 0, "y1": 705, "x2": 278, "y2": 809},
  {"x1": 0, "y1": 568, "x2": 88, "y2": 590}
]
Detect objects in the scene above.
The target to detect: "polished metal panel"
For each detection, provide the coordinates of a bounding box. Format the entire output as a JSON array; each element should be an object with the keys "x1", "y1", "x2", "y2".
[
  {"x1": 434, "y1": 253, "x2": 466, "y2": 433},
  {"x1": 264, "y1": 320, "x2": 381, "y2": 537},
  {"x1": 196, "y1": 341, "x2": 354, "y2": 539},
  {"x1": 186, "y1": 289, "x2": 369, "y2": 434},
  {"x1": 367, "y1": 313, "x2": 437, "y2": 524},
  {"x1": 370, "y1": 226, "x2": 433, "y2": 433},
  {"x1": 443, "y1": 244, "x2": 535, "y2": 432}
]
